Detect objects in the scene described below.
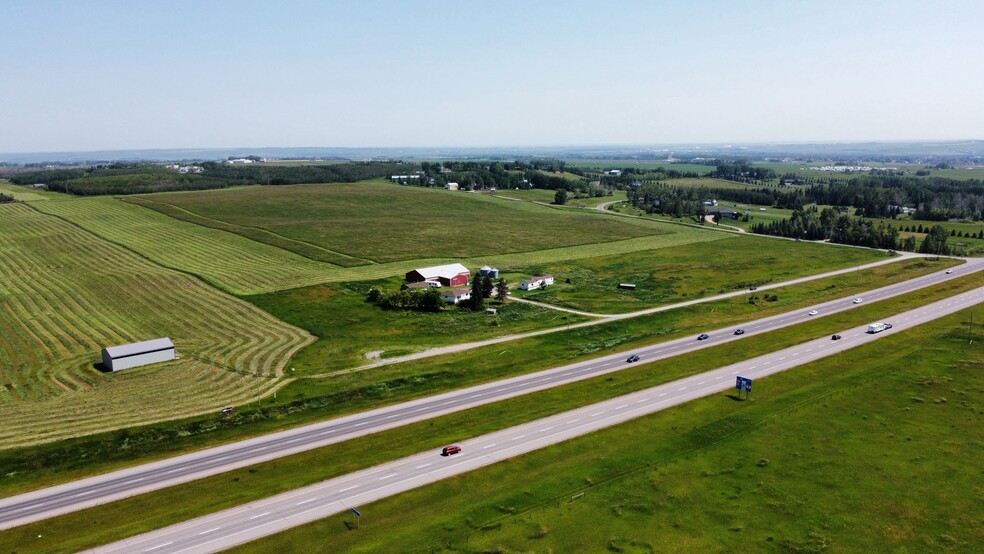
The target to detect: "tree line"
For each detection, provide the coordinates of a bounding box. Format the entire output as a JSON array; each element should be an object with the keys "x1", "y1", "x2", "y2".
[
  {"x1": 749, "y1": 207, "x2": 953, "y2": 254},
  {"x1": 9, "y1": 161, "x2": 410, "y2": 196}
]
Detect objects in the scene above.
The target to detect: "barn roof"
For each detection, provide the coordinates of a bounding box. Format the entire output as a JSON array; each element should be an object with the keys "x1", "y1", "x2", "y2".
[
  {"x1": 412, "y1": 263, "x2": 470, "y2": 279},
  {"x1": 103, "y1": 337, "x2": 174, "y2": 359}
]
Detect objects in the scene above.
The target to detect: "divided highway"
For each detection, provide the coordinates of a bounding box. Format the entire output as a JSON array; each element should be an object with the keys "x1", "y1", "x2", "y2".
[
  {"x1": 1, "y1": 260, "x2": 981, "y2": 531},
  {"x1": 91, "y1": 285, "x2": 984, "y2": 554}
]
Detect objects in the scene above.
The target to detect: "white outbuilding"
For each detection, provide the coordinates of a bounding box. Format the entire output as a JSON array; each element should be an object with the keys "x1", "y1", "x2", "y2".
[{"x1": 101, "y1": 338, "x2": 176, "y2": 372}]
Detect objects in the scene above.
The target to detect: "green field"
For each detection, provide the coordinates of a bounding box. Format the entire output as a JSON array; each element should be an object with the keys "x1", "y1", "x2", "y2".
[
  {"x1": 236, "y1": 307, "x2": 983, "y2": 554},
  {"x1": 563, "y1": 160, "x2": 715, "y2": 174},
  {"x1": 0, "y1": 180, "x2": 63, "y2": 201},
  {"x1": 31, "y1": 191, "x2": 729, "y2": 295},
  {"x1": 31, "y1": 197, "x2": 341, "y2": 295},
  {"x1": 508, "y1": 235, "x2": 886, "y2": 313},
  {"x1": 3, "y1": 269, "x2": 975, "y2": 553},
  {"x1": 0, "y1": 203, "x2": 313, "y2": 447},
  {"x1": 134, "y1": 181, "x2": 663, "y2": 263},
  {"x1": 246, "y1": 278, "x2": 587, "y2": 374}
]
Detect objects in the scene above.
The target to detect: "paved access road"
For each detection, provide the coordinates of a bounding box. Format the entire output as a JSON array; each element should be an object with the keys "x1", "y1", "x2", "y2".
[
  {"x1": 90, "y1": 284, "x2": 984, "y2": 553},
  {"x1": 0, "y1": 261, "x2": 980, "y2": 531}
]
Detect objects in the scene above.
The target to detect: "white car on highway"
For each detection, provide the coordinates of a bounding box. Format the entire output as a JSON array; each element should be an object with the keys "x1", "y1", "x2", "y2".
[
  {"x1": 808, "y1": 310, "x2": 818, "y2": 316},
  {"x1": 853, "y1": 298, "x2": 863, "y2": 304}
]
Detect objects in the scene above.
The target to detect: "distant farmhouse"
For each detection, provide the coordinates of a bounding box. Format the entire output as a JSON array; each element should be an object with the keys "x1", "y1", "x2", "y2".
[
  {"x1": 520, "y1": 275, "x2": 554, "y2": 291},
  {"x1": 406, "y1": 263, "x2": 470, "y2": 287},
  {"x1": 707, "y1": 209, "x2": 740, "y2": 219},
  {"x1": 440, "y1": 288, "x2": 472, "y2": 304},
  {"x1": 101, "y1": 338, "x2": 175, "y2": 372},
  {"x1": 444, "y1": 182, "x2": 459, "y2": 191}
]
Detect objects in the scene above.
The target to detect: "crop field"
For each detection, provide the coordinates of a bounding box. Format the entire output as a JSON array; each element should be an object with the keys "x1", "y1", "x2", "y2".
[
  {"x1": 507, "y1": 235, "x2": 886, "y2": 313},
  {"x1": 235, "y1": 308, "x2": 983, "y2": 554},
  {"x1": 0, "y1": 180, "x2": 61, "y2": 202},
  {"x1": 30, "y1": 195, "x2": 729, "y2": 294},
  {"x1": 0, "y1": 203, "x2": 314, "y2": 447},
  {"x1": 30, "y1": 197, "x2": 340, "y2": 295},
  {"x1": 133, "y1": 181, "x2": 666, "y2": 263}
]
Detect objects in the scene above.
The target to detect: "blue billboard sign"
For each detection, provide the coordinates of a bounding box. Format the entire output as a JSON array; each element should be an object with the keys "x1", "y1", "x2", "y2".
[
  {"x1": 736, "y1": 376, "x2": 752, "y2": 392},
  {"x1": 351, "y1": 507, "x2": 361, "y2": 517}
]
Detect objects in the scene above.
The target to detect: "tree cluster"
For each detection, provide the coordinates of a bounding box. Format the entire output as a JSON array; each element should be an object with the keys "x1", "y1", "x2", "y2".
[
  {"x1": 748, "y1": 207, "x2": 953, "y2": 253},
  {"x1": 626, "y1": 182, "x2": 708, "y2": 219},
  {"x1": 366, "y1": 285, "x2": 444, "y2": 312},
  {"x1": 708, "y1": 162, "x2": 777, "y2": 183},
  {"x1": 0, "y1": 193, "x2": 14, "y2": 203}
]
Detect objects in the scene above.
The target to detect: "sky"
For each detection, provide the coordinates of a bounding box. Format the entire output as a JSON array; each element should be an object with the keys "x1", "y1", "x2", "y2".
[{"x1": 2, "y1": 0, "x2": 982, "y2": 153}]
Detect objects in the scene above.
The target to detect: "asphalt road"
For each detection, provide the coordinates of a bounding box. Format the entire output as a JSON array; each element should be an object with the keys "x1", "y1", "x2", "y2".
[
  {"x1": 89, "y1": 284, "x2": 984, "y2": 554},
  {"x1": 0, "y1": 261, "x2": 981, "y2": 532}
]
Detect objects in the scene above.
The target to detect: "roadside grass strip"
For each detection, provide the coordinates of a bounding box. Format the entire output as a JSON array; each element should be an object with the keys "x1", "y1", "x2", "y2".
[{"x1": 0, "y1": 203, "x2": 313, "y2": 446}]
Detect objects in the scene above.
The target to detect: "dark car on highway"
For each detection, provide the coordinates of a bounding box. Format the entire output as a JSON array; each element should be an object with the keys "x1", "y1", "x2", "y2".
[
  {"x1": 831, "y1": 334, "x2": 842, "y2": 340},
  {"x1": 734, "y1": 329, "x2": 745, "y2": 335},
  {"x1": 626, "y1": 354, "x2": 640, "y2": 363},
  {"x1": 441, "y1": 445, "x2": 461, "y2": 456},
  {"x1": 697, "y1": 333, "x2": 710, "y2": 341}
]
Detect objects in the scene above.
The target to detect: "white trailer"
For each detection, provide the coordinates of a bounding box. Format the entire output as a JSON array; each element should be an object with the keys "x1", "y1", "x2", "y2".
[{"x1": 867, "y1": 322, "x2": 892, "y2": 334}]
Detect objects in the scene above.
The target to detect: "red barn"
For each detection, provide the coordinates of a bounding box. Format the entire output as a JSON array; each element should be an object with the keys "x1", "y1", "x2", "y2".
[{"x1": 405, "y1": 263, "x2": 470, "y2": 287}]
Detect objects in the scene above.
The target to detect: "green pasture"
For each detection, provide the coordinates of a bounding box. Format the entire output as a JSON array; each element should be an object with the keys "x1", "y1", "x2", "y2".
[
  {"x1": 507, "y1": 235, "x2": 886, "y2": 313},
  {"x1": 246, "y1": 278, "x2": 588, "y2": 375},
  {"x1": 135, "y1": 180, "x2": 662, "y2": 264},
  {"x1": 237, "y1": 306, "x2": 983, "y2": 554},
  {"x1": 32, "y1": 188, "x2": 726, "y2": 294},
  {"x1": 0, "y1": 203, "x2": 312, "y2": 447},
  {"x1": 3, "y1": 269, "x2": 976, "y2": 553}
]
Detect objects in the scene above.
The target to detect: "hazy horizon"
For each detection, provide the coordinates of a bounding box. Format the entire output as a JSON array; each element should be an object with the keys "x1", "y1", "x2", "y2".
[{"x1": 3, "y1": 1, "x2": 982, "y2": 153}]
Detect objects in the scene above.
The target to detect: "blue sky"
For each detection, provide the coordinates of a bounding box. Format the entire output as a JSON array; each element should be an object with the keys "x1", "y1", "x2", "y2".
[{"x1": 2, "y1": 1, "x2": 982, "y2": 153}]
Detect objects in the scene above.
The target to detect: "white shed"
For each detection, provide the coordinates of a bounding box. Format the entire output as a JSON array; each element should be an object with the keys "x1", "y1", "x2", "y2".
[{"x1": 101, "y1": 338, "x2": 176, "y2": 372}]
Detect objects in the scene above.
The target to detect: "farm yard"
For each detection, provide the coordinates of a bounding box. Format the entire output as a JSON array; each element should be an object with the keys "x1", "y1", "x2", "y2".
[{"x1": 0, "y1": 203, "x2": 313, "y2": 447}]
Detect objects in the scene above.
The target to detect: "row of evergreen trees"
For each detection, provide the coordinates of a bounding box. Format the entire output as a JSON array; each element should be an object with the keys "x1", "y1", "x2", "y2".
[{"x1": 749, "y1": 207, "x2": 953, "y2": 254}]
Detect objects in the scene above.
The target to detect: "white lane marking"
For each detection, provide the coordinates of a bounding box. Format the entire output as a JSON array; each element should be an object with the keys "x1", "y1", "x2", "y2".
[
  {"x1": 658, "y1": 393, "x2": 667, "y2": 397},
  {"x1": 467, "y1": 393, "x2": 483, "y2": 399},
  {"x1": 697, "y1": 381, "x2": 706, "y2": 385},
  {"x1": 249, "y1": 511, "x2": 271, "y2": 520},
  {"x1": 199, "y1": 527, "x2": 222, "y2": 535},
  {"x1": 145, "y1": 542, "x2": 174, "y2": 551},
  {"x1": 512, "y1": 435, "x2": 526, "y2": 440},
  {"x1": 214, "y1": 456, "x2": 228, "y2": 462},
  {"x1": 567, "y1": 418, "x2": 580, "y2": 424},
  {"x1": 483, "y1": 444, "x2": 496, "y2": 449},
  {"x1": 339, "y1": 485, "x2": 358, "y2": 492},
  {"x1": 296, "y1": 498, "x2": 317, "y2": 505},
  {"x1": 732, "y1": 371, "x2": 740, "y2": 375},
  {"x1": 636, "y1": 398, "x2": 648, "y2": 404},
  {"x1": 378, "y1": 474, "x2": 396, "y2": 481},
  {"x1": 416, "y1": 463, "x2": 432, "y2": 469},
  {"x1": 539, "y1": 426, "x2": 555, "y2": 432},
  {"x1": 590, "y1": 411, "x2": 605, "y2": 416},
  {"x1": 715, "y1": 376, "x2": 723, "y2": 380},
  {"x1": 615, "y1": 405, "x2": 627, "y2": 410},
  {"x1": 678, "y1": 387, "x2": 687, "y2": 391}
]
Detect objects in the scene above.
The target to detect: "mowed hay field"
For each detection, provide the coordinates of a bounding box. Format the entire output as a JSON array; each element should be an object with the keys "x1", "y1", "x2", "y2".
[
  {"x1": 0, "y1": 203, "x2": 314, "y2": 447},
  {"x1": 32, "y1": 197, "x2": 339, "y2": 295},
  {"x1": 134, "y1": 181, "x2": 677, "y2": 263},
  {"x1": 33, "y1": 190, "x2": 728, "y2": 294}
]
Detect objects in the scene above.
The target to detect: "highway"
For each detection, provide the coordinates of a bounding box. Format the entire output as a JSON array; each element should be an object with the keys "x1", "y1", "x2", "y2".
[
  {"x1": 0, "y1": 260, "x2": 981, "y2": 531},
  {"x1": 89, "y1": 284, "x2": 984, "y2": 553}
]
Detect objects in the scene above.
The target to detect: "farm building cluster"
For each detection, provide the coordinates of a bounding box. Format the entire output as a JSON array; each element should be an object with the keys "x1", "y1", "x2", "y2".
[{"x1": 405, "y1": 263, "x2": 554, "y2": 303}]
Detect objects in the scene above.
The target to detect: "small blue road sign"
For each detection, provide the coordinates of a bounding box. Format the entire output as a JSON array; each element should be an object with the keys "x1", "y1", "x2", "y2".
[
  {"x1": 736, "y1": 376, "x2": 752, "y2": 392},
  {"x1": 351, "y1": 507, "x2": 361, "y2": 517}
]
